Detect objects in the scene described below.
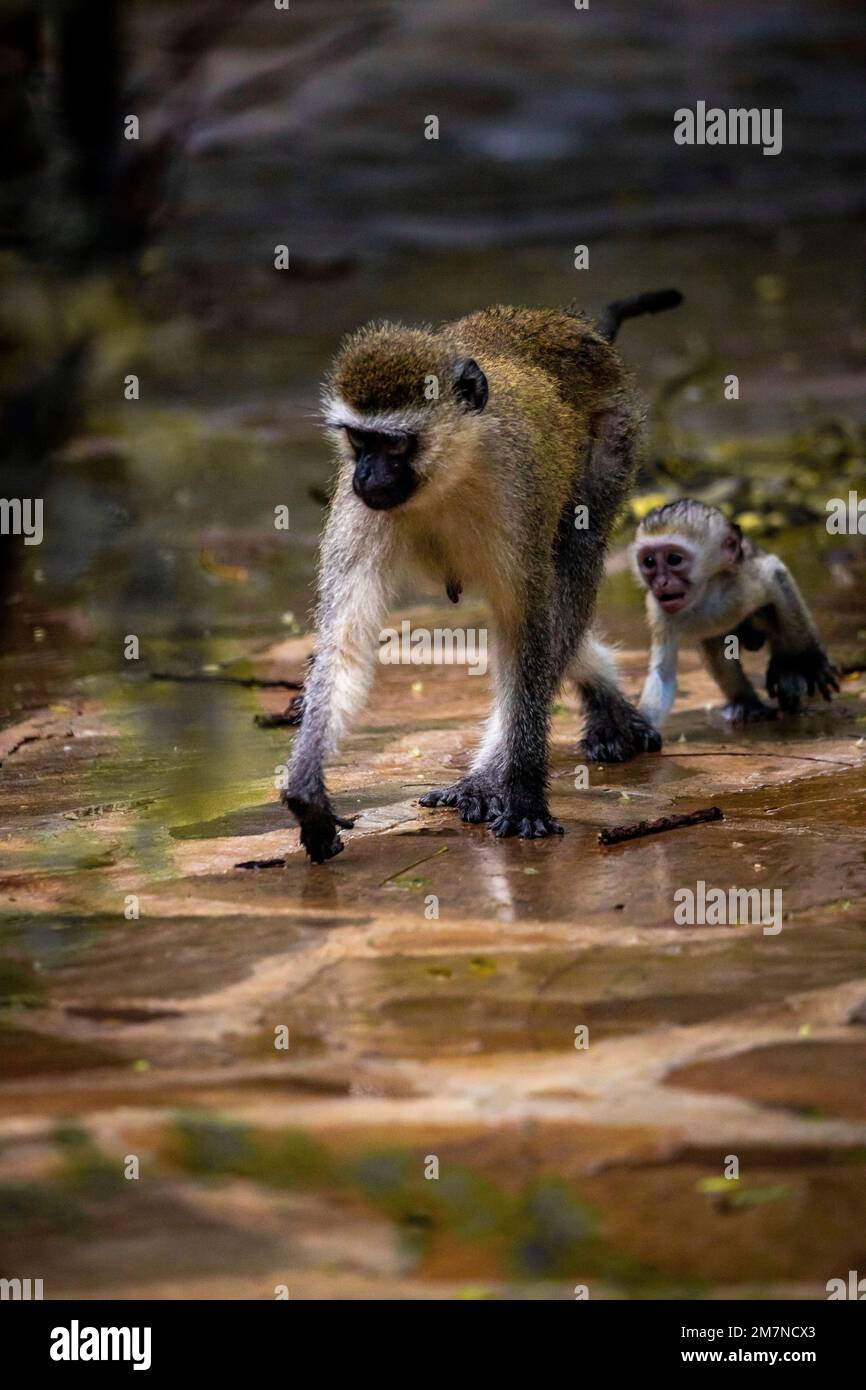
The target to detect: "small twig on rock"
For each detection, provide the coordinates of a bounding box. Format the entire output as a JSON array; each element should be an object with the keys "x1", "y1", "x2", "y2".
[
  {"x1": 598, "y1": 806, "x2": 723, "y2": 846},
  {"x1": 379, "y1": 845, "x2": 449, "y2": 887},
  {"x1": 255, "y1": 693, "x2": 304, "y2": 728},
  {"x1": 254, "y1": 712, "x2": 302, "y2": 728},
  {"x1": 235, "y1": 856, "x2": 287, "y2": 870},
  {"x1": 0, "y1": 729, "x2": 71, "y2": 767},
  {"x1": 661, "y1": 751, "x2": 850, "y2": 766},
  {"x1": 151, "y1": 671, "x2": 302, "y2": 690}
]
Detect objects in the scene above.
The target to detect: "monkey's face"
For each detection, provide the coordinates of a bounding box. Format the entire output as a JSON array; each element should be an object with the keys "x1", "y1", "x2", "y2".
[
  {"x1": 635, "y1": 540, "x2": 696, "y2": 614},
  {"x1": 346, "y1": 427, "x2": 420, "y2": 511},
  {"x1": 325, "y1": 325, "x2": 490, "y2": 512}
]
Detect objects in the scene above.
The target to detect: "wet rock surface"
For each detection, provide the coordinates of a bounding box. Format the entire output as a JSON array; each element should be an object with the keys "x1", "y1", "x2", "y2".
[{"x1": 1, "y1": 608, "x2": 865, "y2": 1299}]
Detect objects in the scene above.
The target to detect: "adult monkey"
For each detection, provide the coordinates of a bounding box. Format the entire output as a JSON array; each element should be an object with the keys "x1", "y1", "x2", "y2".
[{"x1": 285, "y1": 292, "x2": 682, "y2": 861}]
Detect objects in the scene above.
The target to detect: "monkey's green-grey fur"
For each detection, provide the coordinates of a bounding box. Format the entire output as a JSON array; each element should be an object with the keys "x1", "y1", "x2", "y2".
[{"x1": 285, "y1": 298, "x2": 679, "y2": 862}]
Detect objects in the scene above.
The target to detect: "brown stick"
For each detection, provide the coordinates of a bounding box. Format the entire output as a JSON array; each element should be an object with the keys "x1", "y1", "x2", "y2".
[
  {"x1": 598, "y1": 806, "x2": 723, "y2": 846},
  {"x1": 660, "y1": 751, "x2": 850, "y2": 766},
  {"x1": 254, "y1": 711, "x2": 302, "y2": 728},
  {"x1": 255, "y1": 694, "x2": 304, "y2": 728},
  {"x1": 150, "y1": 672, "x2": 302, "y2": 690}
]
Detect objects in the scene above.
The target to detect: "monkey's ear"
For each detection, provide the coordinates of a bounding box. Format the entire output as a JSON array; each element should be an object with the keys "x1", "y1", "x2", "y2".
[
  {"x1": 721, "y1": 523, "x2": 744, "y2": 567},
  {"x1": 452, "y1": 358, "x2": 488, "y2": 412}
]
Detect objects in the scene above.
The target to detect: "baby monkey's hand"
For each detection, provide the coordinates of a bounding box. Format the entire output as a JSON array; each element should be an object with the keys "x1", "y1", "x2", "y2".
[{"x1": 766, "y1": 647, "x2": 839, "y2": 712}]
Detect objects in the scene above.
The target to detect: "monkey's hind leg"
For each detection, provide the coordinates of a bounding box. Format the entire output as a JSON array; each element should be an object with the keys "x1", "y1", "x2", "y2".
[
  {"x1": 763, "y1": 564, "x2": 839, "y2": 713},
  {"x1": 766, "y1": 648, "x2": 839, "y2": 714},
  {"x1": 700, "y1": 635, "x2": 777, "y2": 725},
  {"x1": 574, "y1": 635, "x2": 662, "y2": 763},
  {"x1": 558, "y1": 401, "x2": 661, "y2": 764}
]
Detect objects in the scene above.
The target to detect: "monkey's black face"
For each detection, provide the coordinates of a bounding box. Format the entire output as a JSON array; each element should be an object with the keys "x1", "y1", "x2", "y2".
[{"x1": 346, "y1": 428, "x2": 419, "y2": 511}]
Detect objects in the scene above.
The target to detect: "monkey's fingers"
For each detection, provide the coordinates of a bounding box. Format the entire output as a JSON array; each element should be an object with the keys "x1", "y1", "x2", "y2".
[
  {"x1": 489, "y1": 815, "x2": 520, "y2": 839},
  {"x1": 767, "y1": 660, "x2": 805, "y2": 712},
  {"x1": 286, "y1": 796, "x2": 349, "y2": 863},
  {"x1": 584, "y1": 722, "x2": 661, "y2": 764},
  {"x1": 766, "y1": 662, "x2": 781, "y2": 701},
  {"x1": 777, "y1": 675, "x2": 805, "y2": 713},
  {"x1": 488, "y1": 810, "x2": 563, "y2": 839},
  {"x1": 419, "y1": 787, "x2": 458, "y2": 808},
  {"x1": 334, "y1": 814, "x2": 356, "y2": 829},
  {"x1": 531, "y1": 816, "x2": 564, "y2": 837},
  {"x1": 311, "y1": 838, "x2": 345, "y2": 864},
  {"x1": 819, "y1": 664, "x2": 841, "y2": 699},
  {"x1": 301, "y1": 826, "x2": 345, "y2": 864},
  {"x1": 723, "y1": 699, "x2": 777, "y2": 726}
]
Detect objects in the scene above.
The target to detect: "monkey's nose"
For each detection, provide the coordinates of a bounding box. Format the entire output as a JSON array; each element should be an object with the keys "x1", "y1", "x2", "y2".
[
  {"x1": 353, "y1": 456, "x2": 387, "y2": 501},
  {"x1": 352, "y1": 455, "x2": 417, "y2": 511},
  {"x1": 352, "y1": 455, "x2": 375, "y2": 491}
]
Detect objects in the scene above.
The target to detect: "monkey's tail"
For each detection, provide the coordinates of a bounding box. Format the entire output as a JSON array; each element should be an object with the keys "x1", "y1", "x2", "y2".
[{"x1": 597, "y1": 289, "x2": 683, "y2": 342}]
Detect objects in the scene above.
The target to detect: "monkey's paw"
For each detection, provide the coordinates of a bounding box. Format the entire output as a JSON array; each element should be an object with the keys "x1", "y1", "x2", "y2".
[
  {"x1": 487, "y1": 794, "x2": 564, "y2": 840},
  {"x1": 583, "y1": 709, "x2": 662, "y2": 763},
  {"x1": 766, "y1": 649, "x2": 840, "y2": 713},
  {"x1": 283, "y1": 792, "x2": 355, "y2": 864},
  {"x1": 723, "y1": 698, "x2": 777, "y2": 726},
  {"x1": 419, "y1": 776, "x2": 495, "y2": 823}
]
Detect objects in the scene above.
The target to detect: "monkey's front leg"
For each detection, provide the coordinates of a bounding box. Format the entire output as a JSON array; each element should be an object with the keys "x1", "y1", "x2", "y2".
[
  {"x1": 637, "y1": 632, "x2": 678, "y2": 730},
  {"x1": 284, "y1": 508, "x2": 395, "y2": 862},
  {"x1": 576, "y1": 633, "x2": 662, "y2": 759},
  {"x1": 700, "y1": 635, "x2": 776, "y2": 725},
  {"x1": 283, "y1": 640, "x2": 363, "y2": 863}
]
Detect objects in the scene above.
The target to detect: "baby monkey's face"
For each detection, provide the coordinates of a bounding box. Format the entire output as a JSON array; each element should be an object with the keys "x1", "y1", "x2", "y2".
[
  {"x1": 636, "y1": 540, "x2": 696, "y2": 614},
  {"x1": 346, "y1": 427, "x2": 420, "y2": 510}
]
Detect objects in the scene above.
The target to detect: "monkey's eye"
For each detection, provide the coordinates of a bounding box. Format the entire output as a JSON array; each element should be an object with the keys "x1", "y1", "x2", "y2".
[
  {"x1": 641, "y1": 555, "x2": 656, "y2": 570},
  {"x1": 345, "y1": 428, "x2": 369, "y2": 457},
  {"x1": 666, "y1": 552, "x2": 683, "y2": 567},
  {"x1": 381, "y1": 431, "x2": 412, "y2": 457}
]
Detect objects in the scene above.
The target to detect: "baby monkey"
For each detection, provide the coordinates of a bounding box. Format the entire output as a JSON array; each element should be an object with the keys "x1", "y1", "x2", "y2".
[{"x1": 632, "y1": 499, "x2": 839, "y2": 727}]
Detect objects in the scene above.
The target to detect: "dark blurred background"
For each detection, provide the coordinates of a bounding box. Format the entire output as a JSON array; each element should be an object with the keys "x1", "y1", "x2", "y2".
[{"x1": 1, "y1": 0, "x2": 865, "y2": 708}]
